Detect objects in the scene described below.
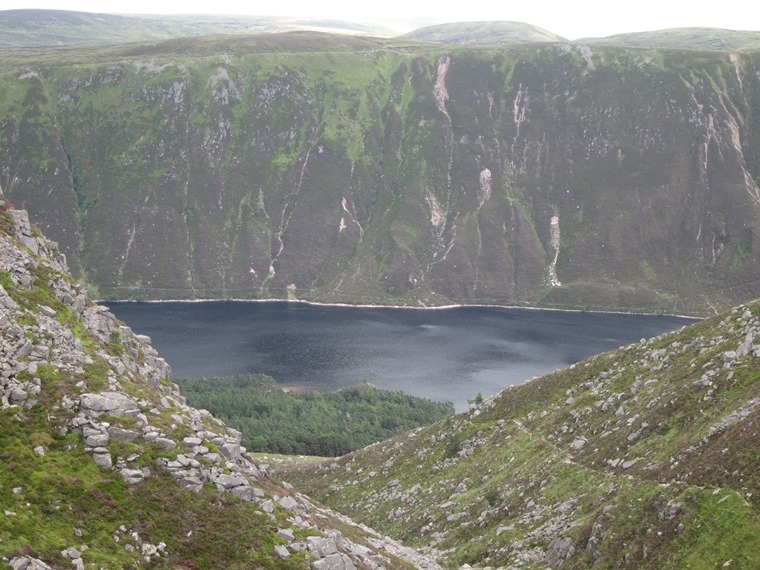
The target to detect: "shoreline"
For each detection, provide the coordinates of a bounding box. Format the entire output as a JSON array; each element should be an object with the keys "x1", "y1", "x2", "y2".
[{"x1": 101, "y1": 296, "x2": 702, "y2": 321}]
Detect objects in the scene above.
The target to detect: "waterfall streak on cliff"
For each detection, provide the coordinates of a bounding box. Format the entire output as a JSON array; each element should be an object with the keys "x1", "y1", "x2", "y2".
[
  {"x1": 548, "y1": 216, "x2": 562, "y2": 287},
  {"x1": 268, "y1": 143, "x2": 316, "y2": 280},
  {"x1": 433, "y1": 56, "x2": 451, "y2": 121}
]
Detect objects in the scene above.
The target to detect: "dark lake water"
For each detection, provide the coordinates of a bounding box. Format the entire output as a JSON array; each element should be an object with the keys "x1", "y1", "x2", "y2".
[{"x1": 106, "y1": 302, "x2": 696, "y2": 411}]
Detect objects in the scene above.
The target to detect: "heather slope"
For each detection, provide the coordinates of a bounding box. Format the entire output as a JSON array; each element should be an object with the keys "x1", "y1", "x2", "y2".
[
  {"x1": 579, "y1": 27, "x2": 760, "y2": 52},
  {"x1": 282, "y1": 299, "x2": 760, "y2": 568},
  {"x1": 398, "y1": 21, "x2": 566, "y2": 45},
  {"x1": 0, "y1": 9, "x2": 398, "y2": 49}
]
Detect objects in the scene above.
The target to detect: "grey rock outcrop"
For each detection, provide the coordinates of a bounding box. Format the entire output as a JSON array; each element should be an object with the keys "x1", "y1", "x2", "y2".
[
  {"x1": 312, "y1": 553, "x2": 357, "y2": 570},
  {"x1": 9, "y1": 557, "x2": 53, "y2": 570},
  {"x1": 80, "y1": 391, "x2": 142, "y2": 416},
  {"x1": 546, "y1": 536, "x2": 575, "y2": 568}
]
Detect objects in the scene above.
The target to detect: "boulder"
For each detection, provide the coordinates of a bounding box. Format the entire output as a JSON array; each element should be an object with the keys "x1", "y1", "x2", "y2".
[
  {"x1": 215, "y1": 473, "x2": 246, "y2": 489},
  {"x1": 279, "y1": 495, "x2": 299, "y2": 511},
  {"x1": 16, "y1": 340, "x2": 33, "y2": 359},
  {"x1": 120, "y1": 468, "x2": 148, "y2": 485},
  {"x1": 154, "y1": 437, "x2": 177, "y2": 450},
  {"x1": 30, "y1": 345, "x2": 49, "y2": 360},
  {"x1": 0, "y1": 291, "x2": 17, "y2": 311},
  {"x1": 546, "y1": 536, "x2": 575, "y2": 568},
  {"x1": 82, "y1": 306, "x2": 117, "y2": 342},
  {"x1": 569, "y1": 437, "x2": 586, "y2": 451},
  {"x1": 9, "y1": 557, "x2": 53, "y2": 570},
  {"x1": 61, "y1": 547, "x2": 81, "y2": 560},
  {"x1": 231, "y1": 486, "x2": 256, "y2": 502},
  {"x1": 85, "y1": 433, "x2": 110, "y2": 447},
  {"x1": 277, "y1": 528, "x2": 295, "y2": 542},
  {"x1": 8, "y1": 209, "x2": 32, "y2": 237},
  {"x1": 179, "y1": 477, "x2": 204, "y2": 493},
  {"x1": 79, "y1": 392, "x2": 139, "y2": 418},
  {"x1": 311, "y1": 553, "x2": 357, "y2": 570},
  {"x1": 108, "y1": 427, "x2": 140, "y2": 442},
  {"x1": 307, "y1": 536, "x2": 338, "y2": 557},
  {"x1": 9, "y1": 386, "x2": 28, "y2": 404},
  {"x1": 220, "y1": 442, "x2": 241, "y2": 461},
  {"x1": 92, "y1": 451, "x2": 113, "y2": 471}
]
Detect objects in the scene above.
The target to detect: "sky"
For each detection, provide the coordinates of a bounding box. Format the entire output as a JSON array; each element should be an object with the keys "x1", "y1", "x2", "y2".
[{"x1": 2, "y1": 0, "x2": 759, "y2": 40}]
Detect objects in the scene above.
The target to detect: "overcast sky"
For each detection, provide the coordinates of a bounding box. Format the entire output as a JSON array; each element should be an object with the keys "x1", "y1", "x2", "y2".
[{"x1": 3, "y1": 0, "x2": 759, "y2": 40}]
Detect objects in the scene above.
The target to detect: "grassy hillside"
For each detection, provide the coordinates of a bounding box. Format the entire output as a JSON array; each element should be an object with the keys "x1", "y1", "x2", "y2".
[
  {"x1": 0, "y1": 30, "x2": 426, "y2": 71},
  {"x1": 398, "y1": 21, "x2": 566, "y2": 45},
  {"x1": 282, "y1": 299, "x2": 760, "y2": 568},
  {"x1": 0, "y1": 9, "x2": 399, "y2": 49},
  {"x1": 579, "y1": 27, "x2": 760, "y2": 52},
  {"x1": 1, "y1": 33, "x2": 760, "y2": 314}
]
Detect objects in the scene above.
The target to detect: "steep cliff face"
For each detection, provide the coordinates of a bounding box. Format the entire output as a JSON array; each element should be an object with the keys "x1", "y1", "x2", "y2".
[
  {"x1": 0, "y1": 186, "x2": 441, "y2": 568},
  {"x1": 2, "y1": 36, "x2": 760, "y2": 314}
]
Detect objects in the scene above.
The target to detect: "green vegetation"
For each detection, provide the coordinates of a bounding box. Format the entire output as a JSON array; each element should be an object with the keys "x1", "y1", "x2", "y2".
[
  {"x1": 281, "y1": 299, "x2": 760, "y2": 568},
  {"x1": 579, "y1": 27, "x2": 760, "y2": 51},
  {"x1": 175, "y1": 374, "x2": 454, "y2": 456},
  {"x1": 0, "y1": 9, "x2": 399, "y2": 49},
  {"x1": 0, "y1": 406, "x2": 309, "y2": 569},
  {"x1": 399, "y1": 21, "x2": 566, "y2": 45}
]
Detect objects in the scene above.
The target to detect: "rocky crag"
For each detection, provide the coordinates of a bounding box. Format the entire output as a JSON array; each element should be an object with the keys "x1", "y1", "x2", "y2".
[
  {"x1": 283, "y1": 292, "x2": 760, "y2": 567},
  {"x1": 2, "y1": 33, "x2": 760, "y2": 314},
  {"x1": 0, "y1": 185, "x2": 441, "y2": 569}
]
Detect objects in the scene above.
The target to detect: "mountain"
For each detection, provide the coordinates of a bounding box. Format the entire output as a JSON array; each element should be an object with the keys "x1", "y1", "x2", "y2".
[
  {"x1": 579, "y1": 27, "x2": 760, "y2": 52},
  {"x1": 1, "y1": 31, "x2": 760, "y2": 315},
  {"x1": 281, "y1": 296, "x2": 760, "y2": 568},
  {"x1": 6, "y1": 182, "x2": 760, "y2": 569},
  {"x1": 0, "y1": 185, "x2": 440, "y2": 568},
  {"x1": 0, "y1": 9, "x2": 401, "y2": 49},
  {"x1": 398, "y1": 21, "x2": 566, "y2": 45}
]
